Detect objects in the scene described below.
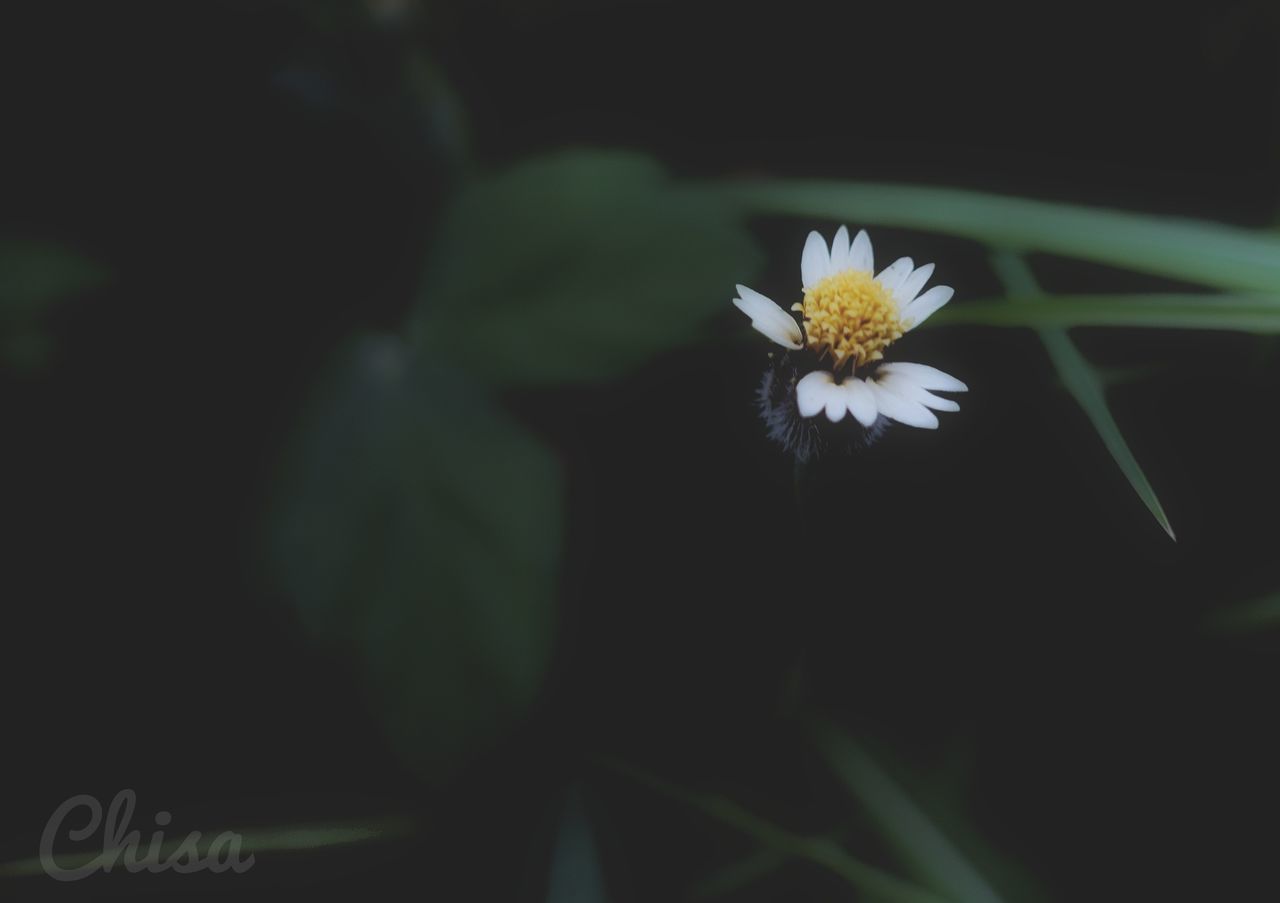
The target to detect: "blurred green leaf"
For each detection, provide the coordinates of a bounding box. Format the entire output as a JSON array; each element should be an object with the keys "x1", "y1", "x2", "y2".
[
  {"x1": 687, "y1": 848, "x2": 789, "y2": 900},
  {"x1": 601, "y1": 758, "x2": 950, "y2": 903},
  {"x1": 1, "y1": 331, "x2": 53, "y2": 372},
  {"x1": 1, "y1": 240, "x2": 106, "y2": 370},
  {"x1": 268, "y1": 335, "x2": 562, "y2": 782},
  {"x1": 1206, "y1": 592, "x2": 1280, "y2": 634},
  {"x1": 808, "y1": 721, "x2": 1006, "y2": 903},
  {"x1": 0, "y1": 240, "x2": 105, "y2": 317},
  {"x1": 546, "y1": 786, "x2": 608, "y2": 903},
  {"x1": 933, "y1": 293, "x2": 1280, "y2": 333},
  {"x1": 1096, "y1": 363, "x2": 1164, "y2": 388},
  {"x1": 989, "y1": 252, "x2": 1174, "y2": 540},
  {"x1": 412, "y1": 150, "x2": 762, "y2": 386},
  {"x1": 721, "y1": 180, "x2": 1280, "y2": 292}
]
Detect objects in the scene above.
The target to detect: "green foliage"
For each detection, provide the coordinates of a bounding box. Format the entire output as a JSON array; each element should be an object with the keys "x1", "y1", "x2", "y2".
[
  {"x1": 715, "y1": 176, "x2": 1280, "y2": 538},
  {"x1": 412, "y1": 150, "x2": 763, "y2": 386},
  {"x1": 251, "y1": 159, "x2": 1280, "y2": 885},
  {"x1": 268, "y1": 335, "x2": 563, "y2": 783},
  {"x1": 0, "y1": 240, "x2": 106, "y2": 371},
  {"x1": 809, "y1": 721, "x2": 1009, "y2": 903},
  {"x1": 1207, "y1": 592, "x2": 1280, "y2": 633},
  {"x1": 721, "y1": 180, "x2": 1280, "y2": 293},
  {"x1": 989, "y1": 252, "x2": 1174, "y2": 539},
  {"x1": 604, "y1": 759, "x2": 953, "y2": 903},
  {"x1": 263, "y1": 150, "x2": 767, "y2": 785},
  {"x1": 546, "y1": 787, "x2": 609, "y2": 903},
  {"x1": 933, "y1": 293, "x2": 1280, "y2": 332}
]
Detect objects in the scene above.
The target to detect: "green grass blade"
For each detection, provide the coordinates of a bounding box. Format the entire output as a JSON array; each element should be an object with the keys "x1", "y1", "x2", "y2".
[
  {"x1": 808, "y1": 721, "x2": 1005, "y2": 903},
  {"x1": 1040, "y1": 330, "x2": 1176, "y2": 539},
  {"x1": 717, "y1": 180, "x2": 1280, "y2": 292},
  {"x1": 932, "y1": 293, "x2": 1280, "y2": 333},
  {"x1": 687, "y1": 827, "x2": 858, "y2": 900},
  {"x1": 990, "y1": 252, "x2": 1175, "y2": 540},
  {"x1": 599, "y1": 758, "x2": 954, "y2": 903},
  {"x1": 686, "y1": 848, "x2": 789, "y2": 900}
]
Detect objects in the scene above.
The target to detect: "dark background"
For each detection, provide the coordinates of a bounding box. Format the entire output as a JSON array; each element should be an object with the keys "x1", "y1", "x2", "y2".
[{"x1": 3, "y1": 1, "x2": 1280, "y2": 900}]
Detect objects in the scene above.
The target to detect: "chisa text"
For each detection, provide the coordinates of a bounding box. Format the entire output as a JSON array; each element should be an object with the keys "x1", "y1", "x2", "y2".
[{"x1": 40, "y1": 789, "x2": 254, "y2": 881}]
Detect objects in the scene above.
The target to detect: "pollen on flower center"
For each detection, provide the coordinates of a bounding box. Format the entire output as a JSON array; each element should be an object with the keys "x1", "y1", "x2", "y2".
[{"x1": 798, "y1": 269, "x2": 904, "y2": 370}]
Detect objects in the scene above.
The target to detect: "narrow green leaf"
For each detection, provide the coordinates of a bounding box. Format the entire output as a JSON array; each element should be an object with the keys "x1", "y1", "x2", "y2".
[
  {"x1": 932, "y1": 293, "x2": 1280, "y2": 333},
  {"x1": 599, "y1": 759, "x2": 952, "y2": 903},
  {"x1": 989, "y1": 252, "x2": 1175, "y2": 539},
  {"x1": 412, "y1": 150, "x2": 762, "y2": 387},
  {"x1": 807, "y1": 722, "x2": 1005, "y2": 903},
  {"x1": 718, "y1": 180, "x2": 1280, "y2": 292}
]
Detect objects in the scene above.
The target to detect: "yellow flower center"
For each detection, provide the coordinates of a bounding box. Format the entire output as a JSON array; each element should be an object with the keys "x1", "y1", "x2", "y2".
[{"x1": 797, "y1": 269, "x2": 905, "y2": 370}]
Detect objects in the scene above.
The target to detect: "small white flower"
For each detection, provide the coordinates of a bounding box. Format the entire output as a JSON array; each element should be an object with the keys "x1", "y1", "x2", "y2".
[{"x1": 735, "y1": 227, "x2": 966, "y2": 454}]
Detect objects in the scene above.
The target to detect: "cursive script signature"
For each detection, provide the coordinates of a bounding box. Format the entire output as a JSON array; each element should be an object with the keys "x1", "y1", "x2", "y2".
[{"x1": 39, "y1": 789, "x2": 254, "y2": 881}]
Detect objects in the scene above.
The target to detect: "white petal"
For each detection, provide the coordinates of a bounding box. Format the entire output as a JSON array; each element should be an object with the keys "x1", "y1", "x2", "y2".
[
  {"x1": 843, "y1": 377, "x2": 878, "y2": 426},
  {"x1": 902, "y1": 285, "x2": 954, "y2": 329},
  {"x1": 829, "y1": 225, "x2": 850, "y2": 272},
  {"x1": 795, "y1": 370, "x2": 835, "y2": 418},
  {"x1": 801, "y1": 231, "x2": 831, "y2": 290},
  {"x1": 849, "y1": 229, "x2": 873, "y2": 273},
  {"x1": 824, "y1": 391, "x2": 847, "y2": 422},
  {"x1": 875, "y1": 257, "x2": 914, "y2": 298},
  {"x1": 877, "y1": 374, "x2": 960, "y2": 412},
  {"x1": 894, "y1": 262, "x2": 935, "y2": 307},
  {"x1": 733, "y1": 285, "x2": 804, "y2": 349},
  {"x1": 869, "y1": 380, "x2": 939, "y2": 429},
  {"x1": 877, "y1": 362, "x2": 968, "y2": 392}
]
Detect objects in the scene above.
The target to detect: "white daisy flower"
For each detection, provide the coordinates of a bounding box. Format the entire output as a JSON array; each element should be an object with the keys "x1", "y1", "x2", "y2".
[{"x1": 734, "y1": 226, "x2": 966, "y2": 458}]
